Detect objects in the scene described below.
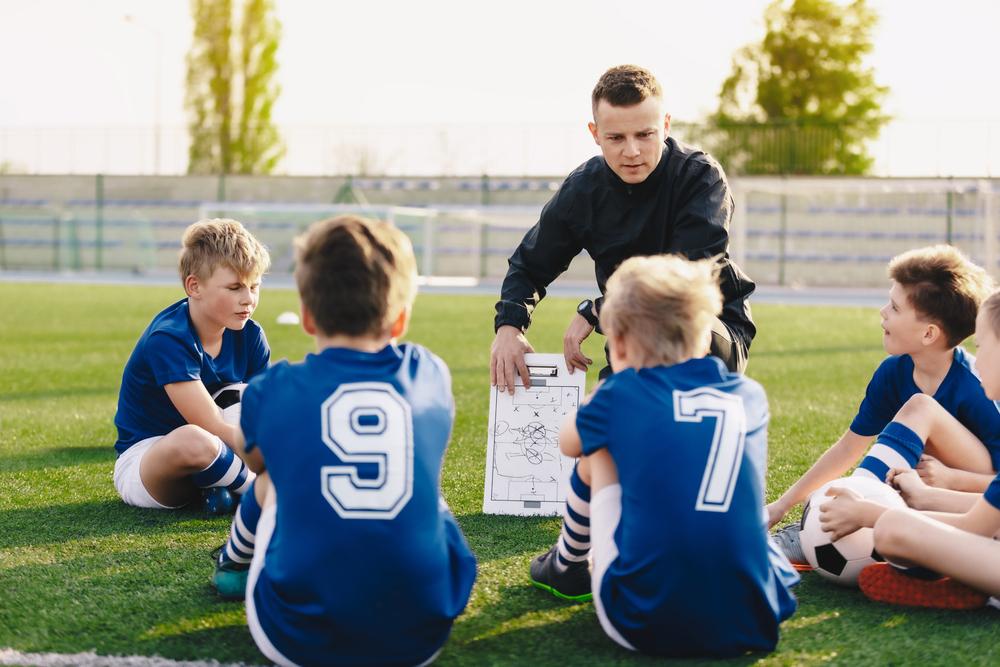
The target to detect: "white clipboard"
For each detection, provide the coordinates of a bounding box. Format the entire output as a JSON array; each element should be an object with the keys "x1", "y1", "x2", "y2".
[{"x1": 483, "y1": 353, "x2": 586, "y2": 516}]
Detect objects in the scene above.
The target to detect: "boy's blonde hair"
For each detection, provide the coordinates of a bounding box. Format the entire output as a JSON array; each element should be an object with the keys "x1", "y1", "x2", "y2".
[
  {"x1": 981, "y1": 291, "x2": 1000, "y2": 339},
  {"x1": 294, "y1": 215, "x2": 417, "y2": 338},
  {"x1": 600, "y1": 254, "x2": 722, "y2": 366},
  {"x1": 179, "y1": 218, "x2": 270, "y2": 283},
  {"x1": 888, "y1": 245, "x2": 994, "y2": 347}
]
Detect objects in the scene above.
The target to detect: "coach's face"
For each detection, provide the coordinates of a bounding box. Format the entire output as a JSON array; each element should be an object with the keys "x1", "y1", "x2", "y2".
[{"x1": 588, "y1": 96, "x2": 670, "y2": 185}]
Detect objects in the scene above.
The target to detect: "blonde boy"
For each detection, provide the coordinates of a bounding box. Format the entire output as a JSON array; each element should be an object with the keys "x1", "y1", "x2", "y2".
[
  {"x1": 820, "y1": 290, "x2": 1000, "y2": 610},
  {"x1": 530, "y1": 254, "x2": 798, "y2": 657},
  {"x1": 113, "y1": 219, "x2": 270, "y2": 511},
  {"x1": 212, "y1": 215, "x2": 476, "y2": 665},
  {"x1": 769, "y1": 246, "x2": 997, "y2": 563}
]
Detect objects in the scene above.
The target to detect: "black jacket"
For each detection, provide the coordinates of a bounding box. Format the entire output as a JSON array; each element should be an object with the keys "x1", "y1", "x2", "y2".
[{"x1": 494, "y1": 137, "x2": 756, "y2": 352}]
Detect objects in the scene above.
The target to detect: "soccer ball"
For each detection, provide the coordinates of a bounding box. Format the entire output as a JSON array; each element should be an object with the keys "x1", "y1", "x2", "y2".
[
  {"x1": 211, "y1": 382, "x2": 246, "y2": 426},
  {"x1": 799, "y1": 476, "x2": 907, "y2": 586}
]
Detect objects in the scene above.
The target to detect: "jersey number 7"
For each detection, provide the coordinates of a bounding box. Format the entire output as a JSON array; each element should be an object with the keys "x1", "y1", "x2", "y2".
[{"x1": 673, "y1": 387, "x2": 747, "y2": 513}]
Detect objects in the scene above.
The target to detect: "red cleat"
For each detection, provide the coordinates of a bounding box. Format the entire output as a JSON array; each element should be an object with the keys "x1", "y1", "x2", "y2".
[{"x1": 859, "y1": 563, "x2": 988, "y2": 610}]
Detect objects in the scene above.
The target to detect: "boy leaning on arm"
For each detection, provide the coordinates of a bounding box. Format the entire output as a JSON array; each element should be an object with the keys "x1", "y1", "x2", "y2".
[
  {"x1": 211, "y1": 215, "x2": 477, "y2": 666},
  {"x1": 768, "y1": 246, "x2": 997, "y2": 564},
  {"x1": 112, "y1": 219, "x2": 270, "y2": 512},
  {"x1": 820, "y1": 290, "x2": 1000, "y2": 610},
  {"x1": 532, "y1": 254, "x2": 798, "y2": 657}
]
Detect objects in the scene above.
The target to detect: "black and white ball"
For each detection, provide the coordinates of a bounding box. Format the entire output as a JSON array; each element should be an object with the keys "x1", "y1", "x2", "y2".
[
  {"x1": 799, "y1": 476, "x2": 907, "y2": 586},
  {"x1": 211, "y1": 383, "x2": 246, "y2": 426}
]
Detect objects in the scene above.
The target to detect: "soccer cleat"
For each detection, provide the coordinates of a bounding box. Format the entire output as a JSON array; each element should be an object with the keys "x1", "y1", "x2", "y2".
[
  {"x1": 772, "y1": 523, "x2": 813, "y2": 571},
  {"x1": 201, "y1": 487, "x2": 238, "y2": 516},
  {"x1": 211, "y1": 545, "x2": 249, "y2": 601},
  {"x1": 529, "y1": 545, "x2": 592, "y2": 602},
  {"x1": 859, "y1": 563, "x2": 989, "y2": 610}
]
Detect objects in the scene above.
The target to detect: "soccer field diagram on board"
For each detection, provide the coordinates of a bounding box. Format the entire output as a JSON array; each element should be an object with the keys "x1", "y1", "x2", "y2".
[{"x1": 483, "y1": 353, "x2": 585, "y2": 516}]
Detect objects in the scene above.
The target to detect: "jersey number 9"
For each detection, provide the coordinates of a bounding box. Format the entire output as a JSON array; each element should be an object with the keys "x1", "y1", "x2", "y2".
[{"x1": 320, "y1": 382, "x2": 414, "y2": 520}]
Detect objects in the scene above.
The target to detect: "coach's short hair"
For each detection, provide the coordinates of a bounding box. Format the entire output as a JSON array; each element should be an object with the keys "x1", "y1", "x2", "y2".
[
  {"x1": 600, "y1": 254, "x2": 722, "y2": 366},
  {"x1": 591, "y1": 65, "x2": 663, "y2": 118},
  {"x1": 294, "y1": 215, "x2": 417, "y2": 338},
  {"x1": 179, "y1": 218, "x2": 270, "y2": 283},
  {"x1": 888, "y1": 245, "x2": 994, "y2": 347}
]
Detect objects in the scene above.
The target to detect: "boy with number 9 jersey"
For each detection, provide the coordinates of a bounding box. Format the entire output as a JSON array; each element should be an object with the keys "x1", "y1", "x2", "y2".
[
  {"x1": 533, "y1": 255, "x2": 798, "y2": 657},
  {"x1": 213, "y1": 215, "x2": 476, "y2": 666}
]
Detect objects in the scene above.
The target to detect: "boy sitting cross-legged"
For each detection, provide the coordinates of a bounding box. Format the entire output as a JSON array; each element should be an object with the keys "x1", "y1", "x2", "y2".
[
  {"x1": 531, "y1": 254, "x2": 799, "y2": 657},
  {"x1": 113, "y1": 218, "x2": 270, "y2": 511},
  {"x1": 212, "y1": 215, "x2": 477, "y2": 666},
  {"x1": 818, "y1": 289, "x2": 1000, "y2": 610},
  {"x1": 768, "y1": 245, "x2": 998, "y2": 565}
]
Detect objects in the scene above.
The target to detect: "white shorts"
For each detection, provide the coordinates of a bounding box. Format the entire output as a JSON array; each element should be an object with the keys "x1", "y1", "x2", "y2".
[
  {"x1": 113, "y1": 436, "x2": 181, "y2": 509},
  {"x1": 590, "y1": 483, "x2": 637, "y2": 652}
]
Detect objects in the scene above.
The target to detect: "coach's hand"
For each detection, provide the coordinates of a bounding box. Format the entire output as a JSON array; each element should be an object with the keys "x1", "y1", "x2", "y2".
[
  {"x1": 491, "y1": 325, "x2": 534, "y2": 395},
  {"x1": 563, "y1": 315, "x2": 594, "y2": 374}
]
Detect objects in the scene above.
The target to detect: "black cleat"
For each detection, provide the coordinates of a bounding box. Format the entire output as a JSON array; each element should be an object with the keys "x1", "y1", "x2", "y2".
[{"x1": 529, "y1": 545, "x2": 592, "y2": 602}]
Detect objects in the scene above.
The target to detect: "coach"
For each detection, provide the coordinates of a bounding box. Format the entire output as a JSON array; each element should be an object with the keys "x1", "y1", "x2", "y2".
[{"x1": 491, "y1": 65, "x2": 756, "y2": 392}]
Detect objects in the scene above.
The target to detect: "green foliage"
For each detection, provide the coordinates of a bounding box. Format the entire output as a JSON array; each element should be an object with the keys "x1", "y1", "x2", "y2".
[
  {"x1": 707, "y1": 0, "x2": 889, "y2": 175},
  {"x1": 2, "y1": 282, "x2": 998, "y2": 665},
  {"x1": 185, "y1": 0, "x2": 285, "y2": 175}
]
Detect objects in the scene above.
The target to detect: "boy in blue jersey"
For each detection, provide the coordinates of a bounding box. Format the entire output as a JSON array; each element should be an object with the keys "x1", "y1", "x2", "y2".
[
  {"x1": 818, "y1": 290, "x2": 1000, "y2": 610},
  {"x1": 113, "y1": 219, "x2": 270, "y2": 511},
  {"x1": 211, "y1": 215, "x2": 477, "y2": 666},
  {"x1": 531, "y1": 254, "x2": 798, "y2": 657},
  {"x1": 768, "y1": 246, "x2": 997, "y2": 564}
]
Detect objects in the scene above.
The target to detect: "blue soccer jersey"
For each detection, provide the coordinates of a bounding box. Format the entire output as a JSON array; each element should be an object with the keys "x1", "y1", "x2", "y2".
[
  {"x1": 577, "y1": 356, "x2": 798, "y2": 657},
  {"x1": 850, "y1": 348, "x2": 1000, "y2": 469},
  {"x1": 241, "y1": 343, "x2": 477, "y2": 667},
  {"x1": 985, "y1": 472, "x2": 1000, "y2": 510},
  {"x1": 114, "y1": 298, "x2": 269, "y2": 455}
]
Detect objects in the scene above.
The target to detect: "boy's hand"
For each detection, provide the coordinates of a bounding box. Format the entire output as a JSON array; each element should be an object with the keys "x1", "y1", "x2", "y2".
[
  {"x1": 765, "y1": 500, "x2": 788, "y2": 529},
  {"x1": 887, "y1": 467, "x2": 930, "y2": 507},
  {"x1": 819, "y1": 486, "x2": 880, "y2": 542},
  {"x1": 916, "y1": 454, "x2": 955, "y2": 489}
]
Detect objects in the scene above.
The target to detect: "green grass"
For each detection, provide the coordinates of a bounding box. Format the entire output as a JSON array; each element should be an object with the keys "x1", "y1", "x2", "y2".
[{"x1": 1, "y1": 282, "x2": 997, "y2": 666}]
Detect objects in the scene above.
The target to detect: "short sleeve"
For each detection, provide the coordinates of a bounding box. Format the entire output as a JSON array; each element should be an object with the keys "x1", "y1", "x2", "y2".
[
  {"x1": 849, "y1": 357, "x2": 899, "y2": 437},
  {"x1": 240, "y1": 370, "x2": 267, "y2": 453},
  {"x1": 246, "y1": 325, "x2": 271, "y2": 380},
  {"x1": 984, "y1": 473, "x2": 1000, "y2": 510},
  {"x1": 146, "y1": 331, "x2": 201, "y2": 386},
  {"x1": 576, "y1": 380, "x2": 616, "y2": 456}
]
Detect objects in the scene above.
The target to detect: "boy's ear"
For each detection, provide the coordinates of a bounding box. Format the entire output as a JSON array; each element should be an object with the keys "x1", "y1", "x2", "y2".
[
  {"x1": 183, "y1": 274, "x2": 200, "y2": 298},
  {"x1": 922, "y1": 322, "x2": 943, "y2": 347},
  {"x1": 300, "y1": 303, "x2": 317, "y2": 336},
  {"x1": 389, "y1": 306, "x2": 410, "y2": 340}
]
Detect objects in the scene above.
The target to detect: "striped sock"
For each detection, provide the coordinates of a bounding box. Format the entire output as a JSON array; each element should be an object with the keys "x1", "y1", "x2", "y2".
[
  {"x1": 219, "y1": 481, "x2": 261, "y2": 567},
  {"x1": 853, "y1": 421, "x2": 924, "y2": 483},
  {"x1": 190, "y1": 439, "x2": 255, "y2": 495},
  {"x1": 554, "y1": 464, "x2": 591, "y2": 573}
]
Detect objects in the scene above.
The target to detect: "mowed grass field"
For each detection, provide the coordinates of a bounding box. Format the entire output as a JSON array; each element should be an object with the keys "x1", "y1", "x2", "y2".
[{"x1": 1, "y1": 281, "x2": 998, "y2": 667}]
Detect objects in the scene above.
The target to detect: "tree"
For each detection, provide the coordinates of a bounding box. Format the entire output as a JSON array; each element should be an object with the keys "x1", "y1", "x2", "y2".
[
  {"x1": 708, "y1": 0, "x2": 889, "y2": 175},
  {"x1": 186, "y1": 0, "x2": 284, "y2": 174}
]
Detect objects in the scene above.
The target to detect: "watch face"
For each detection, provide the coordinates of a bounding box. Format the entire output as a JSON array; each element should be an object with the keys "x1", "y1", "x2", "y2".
[{"x1": 578, "y1": 300, "x2": 591, "y2": 314}]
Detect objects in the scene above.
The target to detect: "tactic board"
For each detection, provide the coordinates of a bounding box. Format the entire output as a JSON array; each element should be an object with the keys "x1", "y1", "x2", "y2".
[{"x1": 483, "y1": 353, "x2": 586, "y2": 516}]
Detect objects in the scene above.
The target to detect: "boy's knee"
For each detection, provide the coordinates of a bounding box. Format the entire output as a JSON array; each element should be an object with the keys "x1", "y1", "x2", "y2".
[
  {"x1": 872, "y1": 509, "x2": 918, "y2": 561},
  {"x1": 168, "y1": 424, "x2": 221, "y2": 469},
  {"x1": 895, "y1": 393, "x2": 938, "y2": 421}
]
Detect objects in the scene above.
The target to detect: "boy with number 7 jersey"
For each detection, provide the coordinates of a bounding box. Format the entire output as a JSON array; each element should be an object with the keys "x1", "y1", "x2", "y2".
[
  {"x1": 530, "y1": 255, "x2": 798, "y2": 657},
  {"x1": 212, "y1": 215, "x2": 476, "y2": 666}
]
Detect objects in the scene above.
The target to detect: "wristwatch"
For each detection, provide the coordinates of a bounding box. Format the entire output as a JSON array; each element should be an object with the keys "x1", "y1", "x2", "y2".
[{"x1": 576, "y1": 299, "x2": 599, "y2": 327}]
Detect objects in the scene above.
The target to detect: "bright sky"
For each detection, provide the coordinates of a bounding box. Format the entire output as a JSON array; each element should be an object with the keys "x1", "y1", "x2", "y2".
[{"x1": 1, "y1": 0, "x2": 999, "y2": 175}]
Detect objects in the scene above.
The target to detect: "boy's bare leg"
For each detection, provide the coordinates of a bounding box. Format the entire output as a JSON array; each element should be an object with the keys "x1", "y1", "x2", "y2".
[
  {"x1": 894, "y1": 394, "x2": 993, "y2": 473},
  {"x1": 140, "y1": 424, "x2": 227, "y2": 506},
  {"x1": 586, "y1": 449, "x2": 619, "y2": 493},
  {"x1": 873, "y1": 508, "x2": 1000, "y2": 596}
]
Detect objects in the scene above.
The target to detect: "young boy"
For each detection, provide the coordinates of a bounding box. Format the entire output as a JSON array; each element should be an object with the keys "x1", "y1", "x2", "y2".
[
  {"x1": 530, "y1": 254, "x2": 798, "y2": 657},
  {"x1": 113, "y1": 218, "x2": 270, "y2": 511},
  {"x1": 767, "y1": 246, "x2": 997, "y2": 562},
  {"x1": 212, "y1": 215, "x2": 477, "y2": 666},
  {"x1": 819, "y1": 290, "x2": 1000, "y2": 610}
]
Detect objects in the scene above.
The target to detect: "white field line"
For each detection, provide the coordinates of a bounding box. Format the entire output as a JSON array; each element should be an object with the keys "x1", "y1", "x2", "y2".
[{"x1": 0, "y1": 649, "x2": 265, "y2": 667}]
